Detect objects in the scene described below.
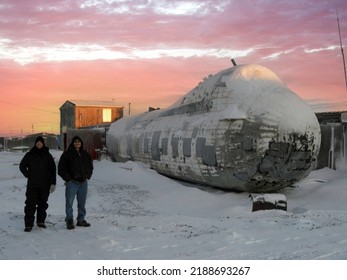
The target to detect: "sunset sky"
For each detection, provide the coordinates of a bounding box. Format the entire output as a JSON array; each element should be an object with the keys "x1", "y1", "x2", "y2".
[{"x1": 0, "y1": 0, "x2": 346, "y2": 136}]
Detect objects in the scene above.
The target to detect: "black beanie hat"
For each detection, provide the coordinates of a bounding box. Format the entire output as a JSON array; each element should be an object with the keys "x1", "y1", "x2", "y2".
[
  {"x1": 35, "y1": 136, "x2": 45, "y2": 145},
  {"x1": 70, "y1": 135, "x2": 83, "y2": 150},
  {"x1": 71, "y1": 136, "x2": 82, "y2": 143}
]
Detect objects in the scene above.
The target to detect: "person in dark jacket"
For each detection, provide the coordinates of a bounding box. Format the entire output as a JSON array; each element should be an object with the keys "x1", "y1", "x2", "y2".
[
  {"x1": 58, "y1": 136, "x2": 93, "y2": 230},
  {"x1": 19, "y1": 136, "x2": 56, "y2": 232}
]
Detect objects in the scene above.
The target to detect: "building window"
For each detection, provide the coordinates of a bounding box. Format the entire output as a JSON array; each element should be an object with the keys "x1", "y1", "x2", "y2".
[{"x1": 102, "y1": 108, "x2": 112, "y2": 122}]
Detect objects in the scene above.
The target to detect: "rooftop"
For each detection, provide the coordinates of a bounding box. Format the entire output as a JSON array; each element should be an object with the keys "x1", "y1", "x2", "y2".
[{"x1": 62, "y1": 100, "x2": 123, "y2": 108}]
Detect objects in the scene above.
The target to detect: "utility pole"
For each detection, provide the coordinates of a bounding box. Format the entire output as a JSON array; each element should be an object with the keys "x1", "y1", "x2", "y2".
[{"x1": 337, "y1": 10, "x2": 347, "y2": 92}]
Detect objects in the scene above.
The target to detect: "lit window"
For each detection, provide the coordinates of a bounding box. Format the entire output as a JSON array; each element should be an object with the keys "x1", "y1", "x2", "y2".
[{"x1": 102, "y1": 108, "x2": 112, "y2": 122}]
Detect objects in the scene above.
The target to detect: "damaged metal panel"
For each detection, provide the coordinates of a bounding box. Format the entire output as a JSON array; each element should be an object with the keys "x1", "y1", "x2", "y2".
[
  {"x1": 195, "y1": 137, "x2": 206, "y2": 158},
  {"x1": 161, "y1": 138, "x2": 168, "y2": 155},
  {"x1": 171, "y1": 136, "x2": 179, "y2": 158},
  {"x1": 151, "y1": 131, "x2": 161, "y2": 161},
  {"x1": 183, "y1": 138, "x2": 192, "y2": 157},
  {"x1": 202, "y1": 145, "x2": 217, "y2": 166}
]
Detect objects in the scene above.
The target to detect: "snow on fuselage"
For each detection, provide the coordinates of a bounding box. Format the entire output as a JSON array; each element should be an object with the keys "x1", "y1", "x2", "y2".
[{"x1": 107, "y1": 64, "x2": 321, "y2": 192}]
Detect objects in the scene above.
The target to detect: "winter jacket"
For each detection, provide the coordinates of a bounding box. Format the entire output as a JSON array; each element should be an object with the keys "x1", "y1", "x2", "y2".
[
  {"x1": 58, "y1": 137, "x2": 93, "y2": 183},
  {"x1": 19, "y1": 146, "x2": 56, "y2": 188}
]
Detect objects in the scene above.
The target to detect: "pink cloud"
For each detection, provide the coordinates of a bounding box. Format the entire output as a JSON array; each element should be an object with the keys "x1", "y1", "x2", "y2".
[{"x1": 0, "y1": 0, "x2": 346, "y2": 135}]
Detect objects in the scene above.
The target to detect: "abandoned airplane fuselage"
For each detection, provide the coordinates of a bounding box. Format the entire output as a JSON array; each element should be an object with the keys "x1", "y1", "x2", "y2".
[{"x1": 107, "y1": 64, "x2": 321, "y2": 192}]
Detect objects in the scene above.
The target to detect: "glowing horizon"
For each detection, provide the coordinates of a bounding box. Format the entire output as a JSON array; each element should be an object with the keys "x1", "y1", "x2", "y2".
[{"x1": 0, "y1": 0, "x2": 346, "y2": 136}]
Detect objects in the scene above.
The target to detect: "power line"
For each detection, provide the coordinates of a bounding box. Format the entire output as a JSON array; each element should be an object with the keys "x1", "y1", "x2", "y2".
[{"x1": 0, "y1": 101, "x2": 59, "y2": 114}]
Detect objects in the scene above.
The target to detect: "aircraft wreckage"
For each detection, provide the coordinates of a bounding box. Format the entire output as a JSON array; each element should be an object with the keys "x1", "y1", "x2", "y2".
[{"x1": 107, "y1": 64, "x2": 321, "y2": 193}]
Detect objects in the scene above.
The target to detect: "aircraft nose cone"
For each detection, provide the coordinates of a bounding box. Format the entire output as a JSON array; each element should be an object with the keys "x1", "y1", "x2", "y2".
[{"x1": 248, "y1": 88, "x2": 321, "y2": 192}]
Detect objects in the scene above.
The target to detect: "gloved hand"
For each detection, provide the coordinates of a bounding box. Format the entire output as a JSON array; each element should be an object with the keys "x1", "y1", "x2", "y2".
[{"x1": 50, "y1": 184, "x2": 56, "y2": 193}]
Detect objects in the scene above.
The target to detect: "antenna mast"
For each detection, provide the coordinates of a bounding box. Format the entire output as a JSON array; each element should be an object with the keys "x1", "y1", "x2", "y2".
[{"x1": 337, "y1": 10, "x2": 347, "y2": 91}]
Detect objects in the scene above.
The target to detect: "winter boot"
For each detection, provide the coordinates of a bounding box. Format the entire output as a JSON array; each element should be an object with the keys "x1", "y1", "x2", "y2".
[
  {"x1": 37, "y1": 223, "x2": 46, "y2": 228},
  {"x1": 76, "y1": 220, "x2": 91, "y2": 227},
  {"x1": 66, "y1": 219, "x2": 75, "y2": 230},
  {"x1": 24, "y1": 227, "x2": 32, "y2": 232}
]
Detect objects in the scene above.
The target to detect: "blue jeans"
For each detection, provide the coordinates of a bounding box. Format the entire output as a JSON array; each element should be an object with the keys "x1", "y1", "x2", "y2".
[{"x1": 65, "y1": 180, "x2": 88, "y2": 222}]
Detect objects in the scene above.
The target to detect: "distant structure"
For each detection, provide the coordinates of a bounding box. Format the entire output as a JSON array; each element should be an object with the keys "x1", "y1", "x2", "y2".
[
  {"x1": 3, "y1": 132, "x2": 58, "y2": 151},
  {"x1": 315, "y1": 111, "x2": 347, "y2": 169},
  {"x1": 60, "y1": 100, "x2": 123, "y2": 133},
  {"x1": 60, "y1": 100, "x2": 124, "y2": 158}
]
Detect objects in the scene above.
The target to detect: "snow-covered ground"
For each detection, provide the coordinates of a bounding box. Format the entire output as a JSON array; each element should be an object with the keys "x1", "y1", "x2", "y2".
[{"x1": 1, "y1": 149, "x2": 347, "y2": 277}]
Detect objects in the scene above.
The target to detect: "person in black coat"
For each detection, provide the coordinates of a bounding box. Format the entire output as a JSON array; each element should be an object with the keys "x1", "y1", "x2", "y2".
[
  {"x1": 58, "y1": 136, "x2": 93, "y2": 230},
  {"x1": 19, "y1": 136, "x2": 56, "y2": 232}
]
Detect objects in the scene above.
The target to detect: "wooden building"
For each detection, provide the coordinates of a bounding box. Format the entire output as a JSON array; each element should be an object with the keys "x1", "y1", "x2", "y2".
[
  {"x1": 60, "y1": 100, "x2": 123, "y2": 158},
  {"x1": 60, "y1": 100, "x2": 123, "y2": 133}
]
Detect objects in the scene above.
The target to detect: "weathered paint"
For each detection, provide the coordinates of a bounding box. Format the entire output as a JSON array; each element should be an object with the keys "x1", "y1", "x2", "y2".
[{"x1": 107, "y1": 64, "x2": 321, "y2": 192}]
